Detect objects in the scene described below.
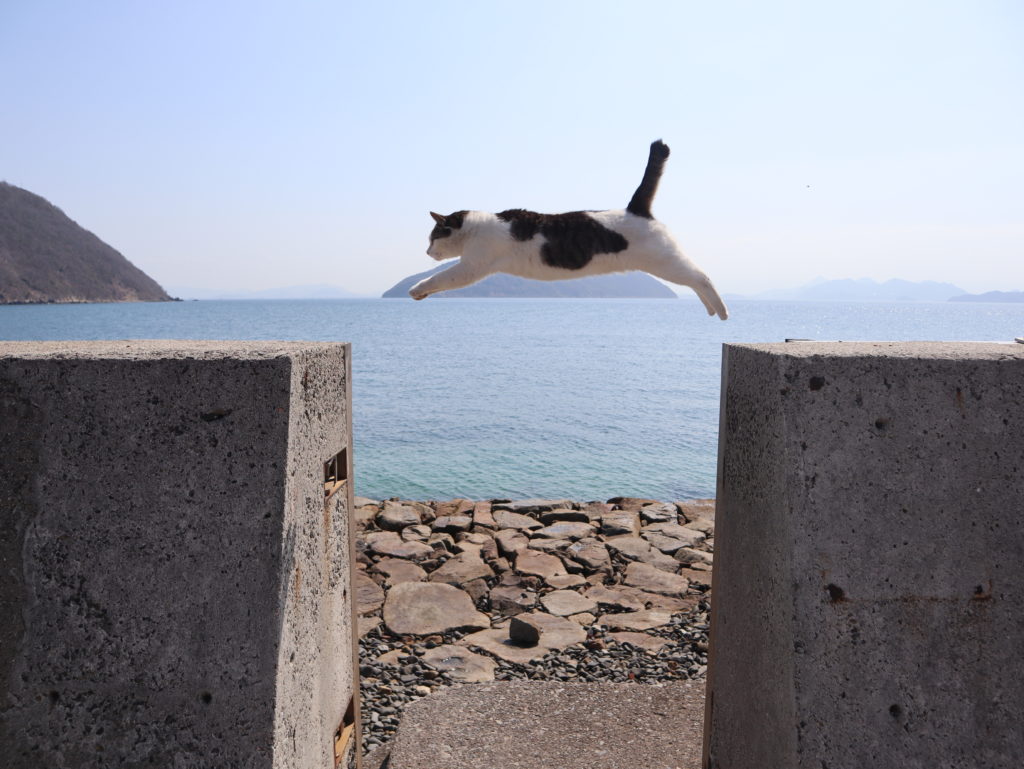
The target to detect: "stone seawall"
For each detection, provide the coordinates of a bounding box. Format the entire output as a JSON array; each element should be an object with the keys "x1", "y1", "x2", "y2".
[{"x1": 351, "y1": 496, "x2": 715, "y2": 760}]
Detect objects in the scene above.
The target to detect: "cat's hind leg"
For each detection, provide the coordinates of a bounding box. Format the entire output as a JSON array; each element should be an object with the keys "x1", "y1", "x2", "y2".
[
  {"x1": 641, "y1": 252, "x2": 729, "y2": 320},
  {"x1": 409, "y1": 259, "x2": 488, "y2": 300}
]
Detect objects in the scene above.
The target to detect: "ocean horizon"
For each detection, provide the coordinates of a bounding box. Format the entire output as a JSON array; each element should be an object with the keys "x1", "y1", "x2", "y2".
[{"x1": 3, "y1": 297, "x2": 1022, "y2": 501}]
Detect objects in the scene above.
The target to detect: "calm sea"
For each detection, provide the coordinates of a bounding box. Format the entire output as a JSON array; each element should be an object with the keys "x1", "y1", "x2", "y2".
[{"x1": 2, "y1": 297, "x2": 1022, "y2": 501}]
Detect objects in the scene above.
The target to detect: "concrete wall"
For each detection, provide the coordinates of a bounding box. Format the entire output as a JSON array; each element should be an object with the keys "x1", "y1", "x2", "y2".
[
  {"x1": 705, "y1": 342, "x2": 1024, "y2": 769},
  {"x1": 0, "y1": 341, "x2": 359, "y2": 769}
]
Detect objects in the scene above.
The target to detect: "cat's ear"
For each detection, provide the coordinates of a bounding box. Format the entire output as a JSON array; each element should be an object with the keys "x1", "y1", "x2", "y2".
[{"x1": 430, "y1": 211, "x2": 445, "y2": 224}]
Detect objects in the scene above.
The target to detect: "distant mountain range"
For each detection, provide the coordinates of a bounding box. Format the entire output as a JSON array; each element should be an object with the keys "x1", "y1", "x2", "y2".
[
  {"x1": 948, "y1": 290, "x2": 1024, "y2": 303},
  {"x1": 168, "y1": 283, "x2": 368, "y2": 300},
  {"x1": 0, "y1": 182, "x2": 170, "y2": 303},
  {"x1": 743, "y1": 278, "x2": 968, "y2": 303},
  {"x1": 382, "y1": 263, "x2": 677, "y2": 298}
]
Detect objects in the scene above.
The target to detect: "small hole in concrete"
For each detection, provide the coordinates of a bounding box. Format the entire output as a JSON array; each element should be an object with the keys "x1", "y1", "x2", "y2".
[
  {"x1": 825, "y1": 584, "x2": 845, "y2": 602},
  {"x1": 809, "y1": 376, "x2": 826, "y2": 391},
  {"x1": 49, "y1": 690, "x2": 59, "y2": 703},
  {"x1": 875, "y1": 417, "x2": 890, "y2": 430},
  {"x1": 200, "y1": 692, "x2": 213, "y2": 705},
  {"x1": 889, "y1": 703, "x2": 902, "y2": 718}
]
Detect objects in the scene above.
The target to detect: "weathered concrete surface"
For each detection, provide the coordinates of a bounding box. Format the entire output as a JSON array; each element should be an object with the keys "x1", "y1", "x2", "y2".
[
  {"x1": 0, "y1": 341, "x2": 359, "y2": 768},
  {"x1": 706, "y1": 342, "x2": 1024, "y2": 769},
  {"x1": 386, "y1": 680, "x2": 705, "y2": 769}
]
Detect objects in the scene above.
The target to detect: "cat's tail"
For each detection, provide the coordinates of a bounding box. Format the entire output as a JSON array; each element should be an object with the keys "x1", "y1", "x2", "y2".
[{"x1": 626, "y1": 140, "x2": 670, "y2": 219}]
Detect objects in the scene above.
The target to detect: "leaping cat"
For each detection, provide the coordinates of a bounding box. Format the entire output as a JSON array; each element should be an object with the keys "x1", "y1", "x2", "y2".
[{"x1": 411, "y1": 140, "x2": 729, "y2": 319}]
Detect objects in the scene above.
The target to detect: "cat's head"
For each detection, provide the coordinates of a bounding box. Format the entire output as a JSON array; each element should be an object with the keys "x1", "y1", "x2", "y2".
[{"x1": 427, "y1": 210, "x2": 468, "y2": 260}]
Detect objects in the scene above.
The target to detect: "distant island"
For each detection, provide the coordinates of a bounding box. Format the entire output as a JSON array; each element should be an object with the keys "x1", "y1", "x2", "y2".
[
  {"x1": 383, "y1": 264, "x2": 676, "y2": 298},
  {"x1": 741, "y1": 278, "x2": 967, "y2": 303},
  {"x1": 948, "y1": 290, "x2": 1024, "y2": 303},
  {"x1": 0, "y1": 182, "x2": 170, "y2": 304},
  {"x1": 167, "y1": 284, "x2": 367, "y2": 300}
]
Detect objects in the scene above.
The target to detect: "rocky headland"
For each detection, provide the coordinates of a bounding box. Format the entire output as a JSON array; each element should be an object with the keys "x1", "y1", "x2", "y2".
[
  {"x1": 353, "y1": 496, "x2": 714, "y2": 760},
  {"x1": 0, "y1": 182, "x2": 171, "y2": 303}
]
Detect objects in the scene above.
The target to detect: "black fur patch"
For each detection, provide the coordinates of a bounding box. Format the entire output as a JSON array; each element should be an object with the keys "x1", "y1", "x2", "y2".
[
  {"x1": 497, "y1": 209, "x2": 628, "y2": 270},
  {"x1": 626, "y1": 140, "x2": 670, "y2": 219},
  {"x1": 430, "y1": 210, "x2": 468, "y2": 241}
]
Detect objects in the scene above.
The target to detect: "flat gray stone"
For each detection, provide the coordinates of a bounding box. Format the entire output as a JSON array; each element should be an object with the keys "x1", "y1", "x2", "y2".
[
  {"x1": 565, "y1": 539, "x2": 611, "y2": 571},
  {"x1": 420, "y1": 645, "x2": 496, "y2": 683},
  {"x1": 532, "y1": 522, "x2": 595, "y2": 540},
  {"x1": 463, "y1": 577, "x2": 490, "y2": 604},
  {"x1": 599, "y1": 511, "x2": 640, "y2": 536},
  {"x1": 538, "y1": 508, "x2": 591, "y2": 524},
  {"x1": 545, "y1": 574, "x2": 587, "y2": 589},
  {"x1": 631, "y1": 589, "x2": 700, "y2": 614},
  {"x1": 514, "y1": 550, "x2": 566, "y2": 579},
  {"x1": 600, "y1": 609, "x2": 673, "y2": 631},
  {"x1": 358, "y1": 615, "x2": 382, "y2": 638},
  {"x1": 540, "y1": 590, "x2": 598, "y2": 617},
  {"x1": 607, "y1": 496, "x2": 661, "y2": 511},
  {"x1": 472, "y1": 502, "x2": 497, "y2": 529},
  {"x1": 676, "y1": 498, "x2": 715, "y2": 522},
  {"x1": 367, "y1": 531, "x2": 434, "y2": 561},
  {"x1": 568, "y1": 612, "x2": 596, "y2": 626},
  {"x1": 383, "y1": 582, "x2": 490, "y2": 636},
  {"x1": 433, "y1": 515, "x2": 472, "y2": 533},
  {"x1": 642, "y1": 522, "x2": 707, "y2": 548},
  {"x1": 526, "y1": 537, "x2": 571, "y2": 553},
  {"x1": 584, "y1": 584, "x2": 646, "y2": 612},
  {"x1": 427, "y1": 532, "x2": 455, "y2": 551},
  {"x1": 683, "y1": 517, "x2": 715, "y2": 535},
  {"x1": 355, "y1": 507, "x2": 377, "y2": 529},
  {"x1": 581, "y1": 501, "x2": 614, "y2": 517},
  {"x1": 489, "y1": 585, "x2": 536, "y2": 615},
  {"x1": 494, "y1": 510, "x2": 544, "y2": 531},
  {"x1": 428, "y1": 552, "x2": 494, "y2": 586},
  {"x1": 606, "y1": 536, "x2": 682, "y2": 571},
  {"x1": 433, "y1": 499, "x2": 474, "y2": 518},
  {"x1": 639, "y1": 502, "x2": 678, "y2": 523},
  {"x1": 378, "y1": 503, "x2": 422, "y2": 530},
  {"x1": 386, "y1": 680, "x2": 705, "y2": 769},
  {"x1": 373, "y1": 557, "x2": 427, "y2": 586},
  {"x1": 603, "y1": 535, "x2": 653, "y2": 561},
  {"x1": 494, "y1": 529, "x2": 530, "y2": 556},
  {"x1": 623, "y1": 562, "x2": 690, "y2": 597},
  {"x1": 355, "y1": 572, "x2": 385, "y2": 615},
  {"x1": 642, "y1": 532, "x2": 688, "y2": 555},
  {"x1": 401, "y1": 524, "x2": 433, "y2": 541},
  {"x1": 451, "y1": 541, "x2": 483, "y2": 559},
  {"x1": 458, "y1": 531, "x2": 493, "y2": 546},
  {"x1": 459, "y1": 613, "x2": 585, "y2": 663},
  {"x1": 493, "y1": 499, "x2": 574, "y2": 513},
  {"x1": 679, "y1": 567, "x2": 712, "y2": 588},
  {"x1": 674, "y1": 547, "x2": 713, "y2": 566}
]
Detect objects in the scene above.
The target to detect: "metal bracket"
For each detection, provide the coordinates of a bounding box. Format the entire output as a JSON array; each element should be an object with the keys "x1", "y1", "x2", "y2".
[
  {"x1": 334, "y1": 696, "x2": 357, "y2": 768},
  {"x1": 324, "y1": 448, "x2": 348, "y2": 500}
]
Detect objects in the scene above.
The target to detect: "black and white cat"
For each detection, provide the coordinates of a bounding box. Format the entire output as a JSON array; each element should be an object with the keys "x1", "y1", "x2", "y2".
[{"x1": 411, "y1": 140, "x2": 729, "y2": 319}]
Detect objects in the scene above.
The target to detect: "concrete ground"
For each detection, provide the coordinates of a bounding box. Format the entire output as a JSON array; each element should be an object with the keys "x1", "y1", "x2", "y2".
[{"x1": 367, "y1": 680, "x2": 705, "y2": 769}]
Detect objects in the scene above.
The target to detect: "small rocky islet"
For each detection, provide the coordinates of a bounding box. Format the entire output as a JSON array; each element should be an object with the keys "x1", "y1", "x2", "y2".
[{"x1": 353, "y1": 496, "x2": 715, "y2": 758}]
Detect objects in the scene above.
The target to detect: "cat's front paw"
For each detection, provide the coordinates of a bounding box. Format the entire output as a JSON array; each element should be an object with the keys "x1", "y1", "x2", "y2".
[{"x1": 409, "y1": 287, "x2": 429, "y2": 301}]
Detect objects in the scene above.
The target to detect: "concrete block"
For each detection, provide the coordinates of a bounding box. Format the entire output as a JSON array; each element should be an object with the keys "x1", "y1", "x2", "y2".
[
  {"x1": 386, "y1": 680, "x2": 706, "y2": 769},
  {"x1": 705, "y1": 342, "x2": 1024, "y2": 769},
  {"x1": 0, "y1": 341, "x2": 359, "y2": 768}
]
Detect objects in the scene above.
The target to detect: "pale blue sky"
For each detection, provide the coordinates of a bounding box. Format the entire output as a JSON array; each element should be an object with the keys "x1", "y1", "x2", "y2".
[{"x1": 1, "y1": 0, "x2": 1021, "y2": 295}]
